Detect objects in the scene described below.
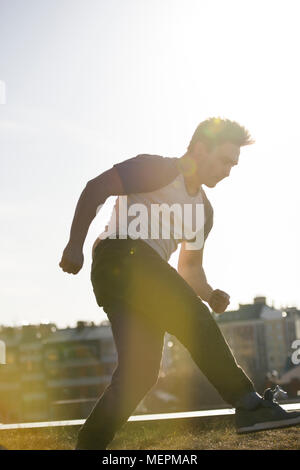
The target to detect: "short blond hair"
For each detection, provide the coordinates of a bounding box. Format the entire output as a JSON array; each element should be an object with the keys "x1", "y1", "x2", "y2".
[{"x1": 188, "y1": 117, "x2": 254, "y2": 151}]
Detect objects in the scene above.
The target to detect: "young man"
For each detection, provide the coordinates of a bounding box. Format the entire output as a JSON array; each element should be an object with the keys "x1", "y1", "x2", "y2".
[{"x1": 59, "y1": 118, "x2": 300, "y2": 450}]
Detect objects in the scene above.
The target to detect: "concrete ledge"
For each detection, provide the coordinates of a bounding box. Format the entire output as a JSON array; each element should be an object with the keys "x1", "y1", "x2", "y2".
[{"x1": 0, "y1": 403, "x2": 299, "y2": 431}]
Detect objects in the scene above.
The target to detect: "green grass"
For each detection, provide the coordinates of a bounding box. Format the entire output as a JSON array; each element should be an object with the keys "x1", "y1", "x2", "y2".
[{"x1": 0, "y1": 416, "x2": 299, "y2": 450}]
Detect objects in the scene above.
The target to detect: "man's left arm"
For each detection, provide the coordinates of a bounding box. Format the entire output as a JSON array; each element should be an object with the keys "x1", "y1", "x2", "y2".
[{"x1": 177, "y1": 242, "x2": 230, "y2": 314}]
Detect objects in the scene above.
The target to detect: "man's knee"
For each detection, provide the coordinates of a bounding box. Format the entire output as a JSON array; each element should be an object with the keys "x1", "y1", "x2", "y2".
[{"x1": 113, "y1": 354, "x2": 161, "y2": 389}]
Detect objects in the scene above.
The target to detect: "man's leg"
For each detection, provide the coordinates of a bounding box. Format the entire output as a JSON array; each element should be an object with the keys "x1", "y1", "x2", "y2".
[
  {"x1": 104, "y1": 240, "x2": 256, "y2": 407},
  {"x1": 84, "y1": 238, "x2": 300, "y2": 439},
  {"x1": 76, "y1": 304, "x2": 165, "y2": 450}
]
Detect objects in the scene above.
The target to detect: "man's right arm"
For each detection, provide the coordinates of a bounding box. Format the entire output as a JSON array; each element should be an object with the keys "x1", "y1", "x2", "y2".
[
  {"x1": 59, "y1": 154, "x2": 179, "y2": 274},
  {"x1": 59, "y1": 167, "x2": 125, "y2": 274}
]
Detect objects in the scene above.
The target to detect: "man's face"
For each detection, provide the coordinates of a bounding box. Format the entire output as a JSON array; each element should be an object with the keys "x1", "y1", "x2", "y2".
[{"x1": 194, "y1": 141, "x2": 240, "y2": 188}]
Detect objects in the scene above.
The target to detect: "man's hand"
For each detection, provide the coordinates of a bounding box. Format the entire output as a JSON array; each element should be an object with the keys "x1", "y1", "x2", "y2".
[
  {"x1": 59, "y1": 242, "x2": 84, "y2": 275},
  {"x1": 208, "y1": 289, "x2": 230, "y2": 314}
]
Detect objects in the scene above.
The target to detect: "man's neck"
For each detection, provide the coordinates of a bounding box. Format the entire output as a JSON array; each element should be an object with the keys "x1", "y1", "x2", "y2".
[{"x1": 177, "y1": 153, "x2": 202, "y2": 196}]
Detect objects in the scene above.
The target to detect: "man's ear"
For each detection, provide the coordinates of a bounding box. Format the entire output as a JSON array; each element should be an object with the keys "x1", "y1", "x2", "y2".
[{"x1": 192, "y1": 140, "x2": 209, "y2": 159}]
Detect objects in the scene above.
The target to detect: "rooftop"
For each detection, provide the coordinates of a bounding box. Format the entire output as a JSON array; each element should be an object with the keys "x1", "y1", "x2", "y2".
[{"x1": 216, "y1": 296, "x2": 300, "y2": 324}]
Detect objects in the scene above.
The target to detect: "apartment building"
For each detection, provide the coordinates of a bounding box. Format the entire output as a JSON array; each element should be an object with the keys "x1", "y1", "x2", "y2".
[
  {"x1": 44, "y1": 321, "x2": 117, "y2": 420},
  {"x1": 0, "y1": 322, "x2": 116, "y2": 423},
  {"x1": 216, "y1": 297, "x2": 300, "y2": 390}
]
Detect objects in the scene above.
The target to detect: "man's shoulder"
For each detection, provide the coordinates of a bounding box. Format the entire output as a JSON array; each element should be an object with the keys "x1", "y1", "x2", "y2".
[
  {"x1": 115, "y1": 153, "x2": 179, "y2": 170},
  {"x1": 113, "y1": 154, "x2": 180, "y2": 194}
]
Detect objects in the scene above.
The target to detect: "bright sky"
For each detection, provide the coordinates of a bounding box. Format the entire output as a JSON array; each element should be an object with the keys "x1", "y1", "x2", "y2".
[{"x1": 1, "y1": 0, "x2": 300, "y2": 328}]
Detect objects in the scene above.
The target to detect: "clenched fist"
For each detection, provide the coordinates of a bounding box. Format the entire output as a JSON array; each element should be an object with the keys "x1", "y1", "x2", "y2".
[
  {"x1": 208, "y1": 289, "x2": 230, "y2": 314},
  {"x1": 59, "y1": 242, "x2": 84, "y2": 275}
]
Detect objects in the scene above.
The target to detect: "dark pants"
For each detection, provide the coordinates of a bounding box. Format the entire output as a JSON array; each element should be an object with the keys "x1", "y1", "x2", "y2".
[{"x1": 76, "y1": 238, "x2": 255, "y2": 449}]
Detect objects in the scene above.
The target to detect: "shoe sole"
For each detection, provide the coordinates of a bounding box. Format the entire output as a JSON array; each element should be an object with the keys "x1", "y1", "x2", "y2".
[{"x1": 236, "y1": 415, "x2": 300, "y2": 434}]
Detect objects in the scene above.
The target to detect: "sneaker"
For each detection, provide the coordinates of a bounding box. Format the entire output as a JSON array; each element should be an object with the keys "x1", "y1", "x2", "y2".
[{"x1": 235, "y1": 387, "x2": 300, "y2": 434}]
